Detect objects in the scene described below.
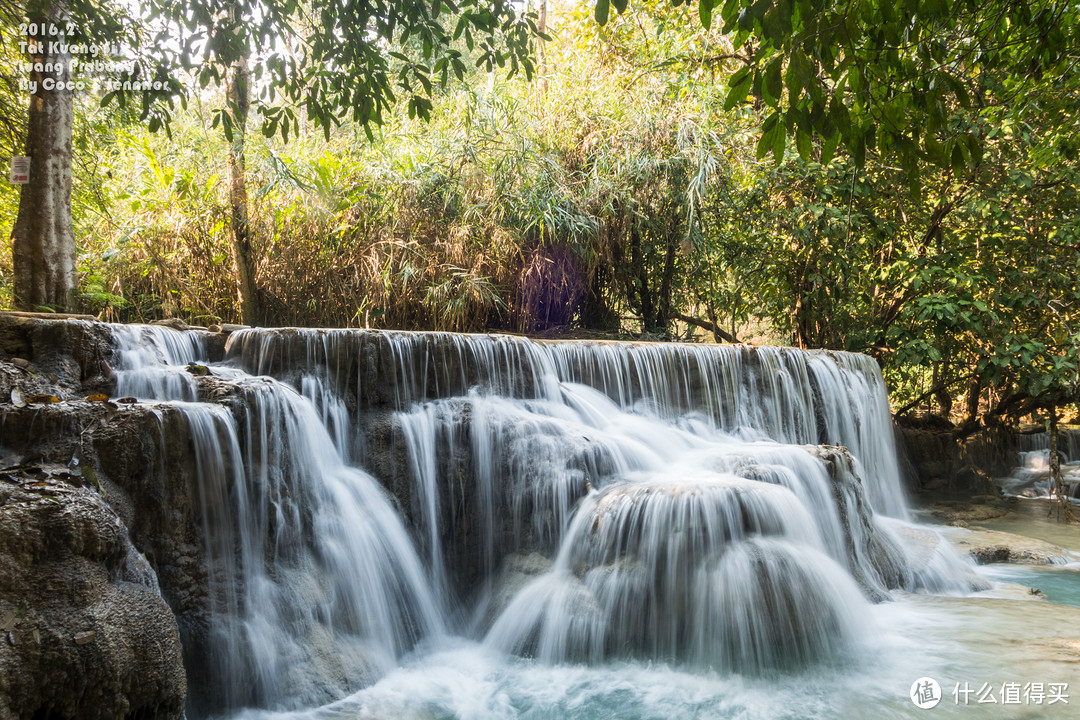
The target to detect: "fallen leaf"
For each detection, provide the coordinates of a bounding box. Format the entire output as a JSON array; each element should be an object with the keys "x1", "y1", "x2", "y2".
[
  {"x1": 27, "y1": 395, "x2": 60, "y2": 404},
  {"x1": 85, "y1": 393, "x2": 109, "y2": 402},
  {"x1": 83, "y1": 465, "x2": 102, "y2": 492},
  {"x1": 73, "y1": 631, "x2": 96, "y2": 645}
]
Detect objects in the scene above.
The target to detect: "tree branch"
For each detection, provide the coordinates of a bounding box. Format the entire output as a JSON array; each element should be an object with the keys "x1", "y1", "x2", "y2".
[
  {"x1": 893, "y1": 372, "x2": 976, "y2": 418},
  {"x1": 674, "y1": 312, "x2": 738, "y2": 343}
]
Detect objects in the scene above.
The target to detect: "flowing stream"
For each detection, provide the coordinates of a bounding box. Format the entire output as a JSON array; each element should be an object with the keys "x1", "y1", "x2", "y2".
[{"x1": 109, "y1": 326, "x2": 1080, "y2": 719}]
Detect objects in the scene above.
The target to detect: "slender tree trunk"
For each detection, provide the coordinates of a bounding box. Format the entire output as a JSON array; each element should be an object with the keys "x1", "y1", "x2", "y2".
[
  {"x1": 674, "y1": 312, "x2": 738, "y2": 343},
  {"x1": 629, "y1": 226, "x2": 653, "y2": 331},
  {"x1": 1047, "y1": 409, "x2": 1078, "y2": 522},
  {"x1": 225, "y1": 46, "x2": 258, "y2": 325},
  {"x1": 11, "y1": 2, "x2": 75, "y2": 311},
  {"x1": 655, "y1": 231, "x2": 677, "y2": 333},
  {"x1": 794, "y1": 284, "x2": 812, "y2": 349},
  {"x1": 932, "y1": 361, "x2": 953, "y2": 417},
  {"x1": 962, "y1": 375, "x2": 982, "y2": 424},
  {"x1": 537, "y1": 0, "x2": 547, "y2": 74},
  {"x1": 1049, "y1": 410, "x2": 1060, "y2": 500}
]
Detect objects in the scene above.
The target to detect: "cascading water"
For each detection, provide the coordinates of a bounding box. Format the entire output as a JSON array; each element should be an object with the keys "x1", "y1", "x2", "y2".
[
  {"x1": 112, "y1": 324, "x2": 206, "y2": 401},
  {"x1": 111, "y1": 328, "x2": 445, "y2": 712},
  {"x1": 998, "y1": 431, "x2": 1080, "y2": 499},
  {"x1": 484, "y1": 474, "x2": 875, "y2": 670},
  {"x1": 109, "y1": 326, "x2": 987, "y2": 718}
]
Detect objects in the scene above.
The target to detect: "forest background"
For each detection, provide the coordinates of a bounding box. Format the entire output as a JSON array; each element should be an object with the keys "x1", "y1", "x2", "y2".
[{"x1": 1, "y1": 0, "x2": 1078, "y2": 431}]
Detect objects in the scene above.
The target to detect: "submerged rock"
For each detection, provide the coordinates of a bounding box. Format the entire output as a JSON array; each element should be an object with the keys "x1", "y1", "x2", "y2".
[
  {"x1": 925, "y1": 497, "x2": 1013, "y2": 523},
  {"x1": 939, "y1": 525, "x2": 1076, "y2": 566}
]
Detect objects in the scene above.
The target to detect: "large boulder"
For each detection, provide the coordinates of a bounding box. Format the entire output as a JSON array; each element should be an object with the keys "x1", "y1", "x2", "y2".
[{"x1": 0, "y1": 472, "x2": 186, "y2": 720}]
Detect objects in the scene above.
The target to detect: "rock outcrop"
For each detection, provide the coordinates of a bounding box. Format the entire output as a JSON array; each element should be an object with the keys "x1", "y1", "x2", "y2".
[
  {"x1": 1, "y1": 314, "x2": 195, "y2": 719},
  {"x1": 937, "y1": 525, "x2": 1077, "y2": 566},
  {"x1": 0, "y1": 472, "x2": 186, "y2": 720},
  {"x1": 896, "y1": 418, "x2": 1015, "y2": 496}
]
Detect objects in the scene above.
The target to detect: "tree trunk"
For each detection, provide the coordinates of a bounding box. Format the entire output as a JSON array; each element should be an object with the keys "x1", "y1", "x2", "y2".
[
  {"x1": 673, "y1": 312, "x2": 738, "y2": 343},
  {"x1": 932, "y1": 361, "x2": 953, "y2": 417},
  {"x1": 1046, "y1": 409, "x2": 1077, "y2": 522},
  {"x1": 225, "y1": 47, "x2": 258, "y2": 325},
  {"x1": 628, "y1": 226, "x2": 653, "y2": 331},
  {"x1": 1049, "y1": 410, "x2": 1060, "y2": 500},
  {"x1": 655, "y1": 231, "x2": 678, "y2": 333},
  {"x1": 10, "y1": 3, "x2": 75, "y2": 311},
  {"x1": 962, "y1": 375, "x2": 982, "y2": 424},
  {"x1": 793, "y1": 284, "x2": 811, "y2": 349}
]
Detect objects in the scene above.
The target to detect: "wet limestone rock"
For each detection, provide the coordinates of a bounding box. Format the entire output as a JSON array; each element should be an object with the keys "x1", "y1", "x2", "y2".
[
  {"x1": 896, "y1": 418, "x2": 1019, "y2": 496},
  {"x1": 0, "y1": 398, "x2": 220, "y2": 713},
  {"x1": 0, "y1": 473, "x2": 186, "y2": 720},
  {"x1": 0, "y1": 314, "x2": 116, "y2": 401},
  {"x1": 937, "y1": 525, "x2": 1076, "y2": 566}
]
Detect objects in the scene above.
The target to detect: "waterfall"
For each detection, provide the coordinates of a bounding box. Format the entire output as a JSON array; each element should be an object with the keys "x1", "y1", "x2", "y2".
[
  {"x1": 111, "y1": 328, "x2": 445, "y2": 712},
  {"x1": 112, "y1": 324, "x2": 207, "y2": 401},
  {"x1": 108, "y1": 326, "x2": 976, "y2": 715},
  {"x1": 484, "y1": 476, "x2": 874, "y2": 671},
  {"x1": 1000, "y1": 430, "x2": 1080, "y2": 498}
]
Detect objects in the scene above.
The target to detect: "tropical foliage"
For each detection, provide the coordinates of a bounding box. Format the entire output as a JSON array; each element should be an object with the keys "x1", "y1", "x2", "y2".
[{"x1": 1, "y1": 0, "x2": 1076, "y2": 425}]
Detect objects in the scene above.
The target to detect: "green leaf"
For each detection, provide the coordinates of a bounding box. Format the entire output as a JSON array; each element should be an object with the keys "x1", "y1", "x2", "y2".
[
  {"x1": 950, "y1": 142, "x2": 966, "y2": 178},
  {"x1": 453, "y1": 15, "x2": 468, "y2": 40},
  {"x1": 771, "y1": 121, "x2": 787, "y2": 161},
  {"x1": 595, "y1": 0, "x2": 610, "y2": 25},
  {"x1": 852, "y1": 133, "x2": 866, "y2": 168},
  {"x1": 924, "y1": 133, "x2": 944, "y2": 162},
  {"x1": 796, "y1": 130, "x2": 812, "y2": 162},
  {"x1": 821, "y1": 131, "x2": 840, "y2": 166},
  {"x1": 785, "y1": 51, "x2": 808, "y2": 98},
  {"x1": 764, "y1": 56, "x2": 783, "y2": 105},
  {"x1": 699, "y1": 0, "x2": 713, "y2": 29},
  {"x1": 757, "y1": 112, "x2": 780, "y2": 160},
  {"x1": 724, "y1": 67, "x2": 752, "y2": 110}
]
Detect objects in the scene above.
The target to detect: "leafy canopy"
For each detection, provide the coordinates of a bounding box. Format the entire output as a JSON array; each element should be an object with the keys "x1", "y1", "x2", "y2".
[
  {"x1": 597, "y1": 0, "x2": 1080, "y2": 187},
  {"x1": 124, "y1": 1, "x2": 547, "y2": 141},
  {"x1": 589, "y1": 0, "x2": 1079, "y2": 416}
]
